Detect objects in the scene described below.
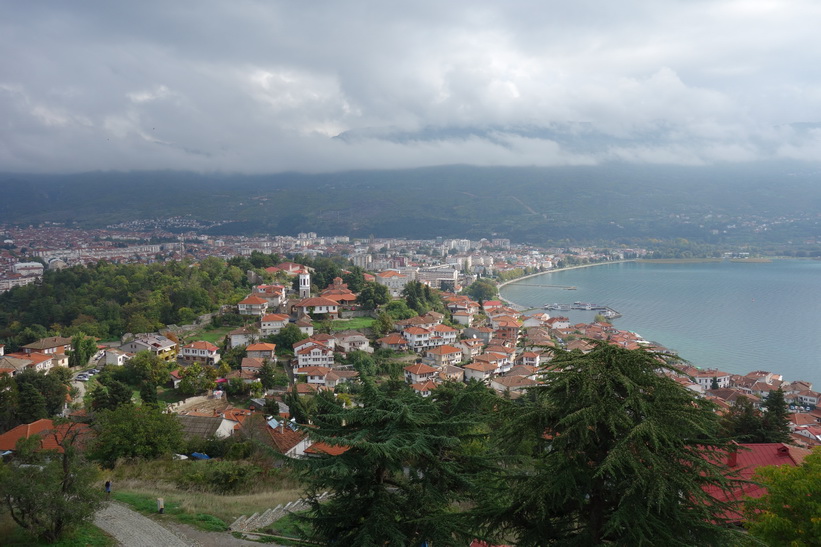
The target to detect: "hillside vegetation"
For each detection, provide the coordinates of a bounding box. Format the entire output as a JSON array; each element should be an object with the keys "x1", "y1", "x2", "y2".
[{"x1": 2, "y1": 162, "x2": 819, "y2": 245}]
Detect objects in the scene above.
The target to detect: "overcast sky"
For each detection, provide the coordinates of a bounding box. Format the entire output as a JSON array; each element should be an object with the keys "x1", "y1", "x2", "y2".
[{"x1": 2, "y1": 0, "x2": 821, "y2": 173}]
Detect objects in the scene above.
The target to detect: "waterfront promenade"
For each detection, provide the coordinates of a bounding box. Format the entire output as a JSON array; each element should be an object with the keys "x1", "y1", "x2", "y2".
[{"x1": 497, "y1": 260, "x2": 632, "y2": 309}]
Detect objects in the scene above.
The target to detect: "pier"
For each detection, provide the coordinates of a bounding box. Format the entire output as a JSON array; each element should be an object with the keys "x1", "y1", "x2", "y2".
[
  {"x1": 508, "y1": 283, "x2": 578, "y2": 290},
  {"x1": 544, "y1": 302, "x2": 622, "y2": 319}
]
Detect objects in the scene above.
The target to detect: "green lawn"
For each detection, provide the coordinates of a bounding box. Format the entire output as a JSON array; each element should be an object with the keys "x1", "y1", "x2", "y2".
[
  {"x1": 113, "y1": 491, "x2": 228, "y2": 532},
  {"x1": 330, "y1": 317, "x2": 374, "y2": 331},
  {"x1": 0, "y1": 516, "x2": 115, "y2": 547},
  {"x1": 195, "y1": 326, "x2": 233, "y2": 344}
]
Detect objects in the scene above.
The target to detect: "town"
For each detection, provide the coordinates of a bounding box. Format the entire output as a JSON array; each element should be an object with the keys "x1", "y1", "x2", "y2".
[{"x1": 1, "y1": 222, "x2": 818, "y2": 545}]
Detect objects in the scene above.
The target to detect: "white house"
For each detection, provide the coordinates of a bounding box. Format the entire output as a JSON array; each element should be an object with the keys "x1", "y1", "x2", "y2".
[
  {"x1": 404, "y1": 362, "x2": 438, "y2": 384},
  {"x1": 180, "y1": 341, "x2": 221, "y2": 365},
  {"x1": 260, "y1": 313, "x2": 290, "y2": 336},
  {"x1": 294, "y1": 341, "x2": 334, "y2": 369},
  {"x1": 238, "y1": 295, "x2": 269, "y2": 316},
  {"x1": 293, "y1": 297, "x2": 340, "y2": 318}
]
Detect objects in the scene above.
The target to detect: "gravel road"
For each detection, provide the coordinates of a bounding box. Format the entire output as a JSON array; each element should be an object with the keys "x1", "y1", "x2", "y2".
[
  {"x1": 94, "y1": 501, "x2": 280, "y2": 547},
  {"x1": 94, "y1": 502, "x2": 195, "y2": 547}
]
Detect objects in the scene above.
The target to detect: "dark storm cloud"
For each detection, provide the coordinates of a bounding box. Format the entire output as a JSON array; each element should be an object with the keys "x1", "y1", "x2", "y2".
[{"x1": 2, "y1": 0, "x2": 821, "y2": 172}]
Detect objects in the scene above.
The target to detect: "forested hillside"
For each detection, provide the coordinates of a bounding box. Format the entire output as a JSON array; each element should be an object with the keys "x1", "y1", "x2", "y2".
[
  {"x1": 2, "y1": 162, "x2": 819, "y2": 244},
  {"x1": 0, "y1": 258, "x2": 251, "y2": 347}
]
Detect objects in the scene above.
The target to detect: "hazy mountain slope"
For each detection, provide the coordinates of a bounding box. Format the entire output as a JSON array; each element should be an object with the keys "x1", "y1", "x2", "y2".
[{"x1": 1, "y1": 163, "x2": 818, "y2": 243}]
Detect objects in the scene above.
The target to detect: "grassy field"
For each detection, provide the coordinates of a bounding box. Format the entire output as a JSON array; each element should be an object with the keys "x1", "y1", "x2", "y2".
[
  {"x1": 0, "y1": 514, "x2": 115, "y2": 547},
  {"x1": 330, "y1": 317, "x2": 374, "y2": 332},
  {"x1": 191, "y1": 326, "x2": 233, "y2": 344},
  {"x1": 109, "y1": 459, "x2": 305, "y2": 526},
  {"x1": 112, "y1": 482, "x2": 304, "y2": 528}
]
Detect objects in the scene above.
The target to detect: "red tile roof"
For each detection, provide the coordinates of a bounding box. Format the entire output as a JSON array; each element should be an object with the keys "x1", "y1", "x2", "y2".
[{"x1": 0, "y1": 419, "x2": 90, "y2": 453}]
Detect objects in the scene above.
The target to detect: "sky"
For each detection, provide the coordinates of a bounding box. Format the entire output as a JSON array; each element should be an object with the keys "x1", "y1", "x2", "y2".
[{"x1": 2, "y1": 0, "x2": 821, "y2": 173}]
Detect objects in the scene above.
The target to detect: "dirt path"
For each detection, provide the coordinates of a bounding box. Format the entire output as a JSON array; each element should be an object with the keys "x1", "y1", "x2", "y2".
[{"x1": 94, "y1": 501, "x2": 281, "y2": 547}]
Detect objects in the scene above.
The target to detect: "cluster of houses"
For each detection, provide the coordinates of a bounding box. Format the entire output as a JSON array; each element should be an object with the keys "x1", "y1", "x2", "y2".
[{"x1": 0, "y1": 337, "x2": 72, "y2": 376}]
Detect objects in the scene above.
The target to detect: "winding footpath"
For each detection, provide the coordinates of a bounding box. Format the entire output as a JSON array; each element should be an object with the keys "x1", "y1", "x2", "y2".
[
  {"x1": 94, "y1": 502, "x2": 280, "y2": 547},
  {"x1": 94, "y1": 502, "x2": 194, "y2": 547}
]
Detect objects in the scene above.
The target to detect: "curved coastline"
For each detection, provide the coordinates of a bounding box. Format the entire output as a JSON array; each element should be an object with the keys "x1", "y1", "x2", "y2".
[{"x1": 498, "y1": 260, "x2": 633, "y2": 309}]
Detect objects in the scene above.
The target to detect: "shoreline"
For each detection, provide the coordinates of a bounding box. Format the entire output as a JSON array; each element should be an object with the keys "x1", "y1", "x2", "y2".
[{"x1": 497, "y1": 260, "x2": 632, "y2": 309}]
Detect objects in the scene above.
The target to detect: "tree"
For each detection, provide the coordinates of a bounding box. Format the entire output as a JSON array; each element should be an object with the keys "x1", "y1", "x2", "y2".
[
  {"x1": 139, "y1": 380, "x2": 158, "y2": 406},
  {"x1": 744, "y1": 449, "x2": 821, "y2": 546},
  {"x1": 68, "y1": 334, "x2": 97, "y2": 369},
  {"x1": 269, "y1": 324, "x2": 307, "y2": 354},
  {"x1": 0, "y1": 375, "x2": 19, "y2": 431},
  {"x1": 483, "y1": 343, "x2": 744, "y2": 546},
  {"x1": 16, "y1": 382, "x2": 48, "y2": 421},
  {"x1": 464, "y1": 278, "x2": 498, "y2": 302},
  {"x1": 383, "y1": 300, "x2": 416, "y2": 320},
  {"x1": 721, "y1": 396, "x2": 767, "y2": 443},
  {"x1": 89, "y1": 379, "x2": 133, "y2": 411},
  {"x1": 291, "y1": 381, "x2": 493, "y2": 546},
  {"x1": 89, "y1": 405, "x2": 183, "y2": 467},
  {"x1": 125, "y1": 350, "x2": 169, "y2": 386},
  {"x1": 760, "y1": 387, "x2": 792, "y2": 443},
  {"x1": 710, "y1": 375, "x2": 720, "y2": 390},
  {"x1": 356, "y1": 282, "x2": 390, "y2": 310},
  {"x1": 178, "y1": 363, "x2": 215, "y2": 396},
  {"x1": 342, "y1": 266, "x2": 366, "y2": 294},
  {"x1": 14, "y1": 370, "x2": 67, "y2": 417},
  {"x1": 0, "y1": 422, "x2": 102, "y2": 543},
  {"x1": 371, "y1": 311, "x2": 395, "y2": 338},
  {"x1": 256, "y1": 359, "x2": 278, "y2": 390}
]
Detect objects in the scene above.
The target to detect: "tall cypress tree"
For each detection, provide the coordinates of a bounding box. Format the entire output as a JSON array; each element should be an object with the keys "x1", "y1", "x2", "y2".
[{"x1": 761, "y1": 388, "x2": 792, "y2": 443}]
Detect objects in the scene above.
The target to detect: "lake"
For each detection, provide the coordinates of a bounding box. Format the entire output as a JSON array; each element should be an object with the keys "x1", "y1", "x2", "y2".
[{"x1": 500, "y1": 259, "x2": 821, "y2": 386}]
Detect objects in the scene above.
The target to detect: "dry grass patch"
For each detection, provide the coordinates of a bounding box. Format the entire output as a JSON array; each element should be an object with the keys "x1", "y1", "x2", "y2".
[{"x1": 114, "y1": 479, "x2": 304, "y2": 524}]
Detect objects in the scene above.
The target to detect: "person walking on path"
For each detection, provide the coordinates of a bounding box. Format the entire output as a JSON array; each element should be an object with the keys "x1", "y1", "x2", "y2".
[{"x1": 105, "y1": 480, "x2": 112, "y2": 498}]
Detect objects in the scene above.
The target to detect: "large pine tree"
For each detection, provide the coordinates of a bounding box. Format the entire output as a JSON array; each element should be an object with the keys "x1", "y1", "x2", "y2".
[
  {"x1": 291, "y1": 380, "x2": 496, "y2": 546},
  {"x1": 483, "y1": 343, "x2": 745, "y2": 546}
]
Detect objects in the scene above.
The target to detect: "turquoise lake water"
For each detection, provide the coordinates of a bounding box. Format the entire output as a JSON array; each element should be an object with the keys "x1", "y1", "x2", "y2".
[{"x1": 500, "y1": 260, "x2": 821, "y2": 386}]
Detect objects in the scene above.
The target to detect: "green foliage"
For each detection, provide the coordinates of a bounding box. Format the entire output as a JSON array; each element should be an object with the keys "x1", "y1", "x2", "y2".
[
  {"x1": 401, "y1": 280, "x2": 444, "y2": 315},
  {"x1": 89, "y1": 379, "x2": 133, "y2": 411},
  {"x1": 0, "y1": 423, "x2": 103, "y2": 543},
  {"x1": 383, "y1": 300, "x2": 416, "y2": 320},
  {"x1": 256, "y1": 359, "x2": 284, "y2": 390},
  {"x1": 175, "y1": 460, "x2": 262, "y2": 494},
  {"x1": 345, "y1": 350, "x2": 377, "y2": 377},
  {"x1": 16, "y1": 382, "x2": 48, "y2": 421},
  {"x1": 14, "y1": 369, "x2": 69, "y2": 418},
  {"x1": 139, "y1": 381, "x2": 158, "y2": 405},
  {"x1": 371, "y1": 311, "x2": 395, "y2": 338},
  {"x1": 721, "y1": 390, "x2": 791, "y2": 443},
  {"x1": 267, "y1": 324, "x2": 307, "y2": 354},
  {"x1": 484, "y1": 343, "x2": 745, "y2": 546},
  {"x1": 219, "y1": 343, "x2": 247, "y2": 370},
  {"x1": 341, "y1": 266, "x2": 366, "y2": 294},
  {"x1": 112, "y1": 491, "x2": 228, "y2": 532},
  {"x1": 291, "y1": 381, "x2": 497, "y2": 546},
  {"x1": 68, "y1": 334, "x2": 97, "y2": 369},
  {"x1": 283, "y1": 386, "x2": 312, "y2": 425},
  {"x1": 89, "y1": 405, "x2": 183, "y2": 467},
  {"x1": 355, "y1": 282, "x2": 390, "y2": 310},
  {"x1": 745, "y1": 449, "x2": 821, "y2": 545},
  {"x1": 463, "y1": 278, "x2": 498, "y2": 302},
  {"x1": 761, "y1": 388, "x2": 792, "y2": 444},
  {"x1": 178, "y1": 363, "x2": 216, "y2": 396},
  {"x1": 124, "y1": 351, "x2": 170, "y2": 386},
  {"x1": 225, "y1": 377, "x2": 251, "y2": 397},
  {"x1": 0, "y1": 259, "x2": 252, "y2": 343}
]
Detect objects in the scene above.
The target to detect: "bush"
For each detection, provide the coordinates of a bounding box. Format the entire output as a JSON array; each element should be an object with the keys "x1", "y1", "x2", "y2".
[{"x1": 175, "y1": 460, "x2": 261, "y2": 493}]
